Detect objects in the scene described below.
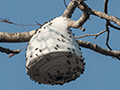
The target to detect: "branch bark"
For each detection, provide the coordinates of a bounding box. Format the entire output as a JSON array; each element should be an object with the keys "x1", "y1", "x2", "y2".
[
  {"x1": 0, "y1": 30, "x2": 35, "y2": 43},
  {"x1": 76, "y1": 40, "x2": 120, "y2": 60}
]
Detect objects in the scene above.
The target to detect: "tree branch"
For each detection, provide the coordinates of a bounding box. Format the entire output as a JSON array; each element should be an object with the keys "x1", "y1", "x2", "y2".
[
  {"x1": 0, "y1": 46, "x2": 20, "y2": 54},
  {"x1": 63, "y1": 0, "x2": 90, "y2": 31},
  {"x1": 76, "y1": 40, "x2": 120, "y2": 60},
  {"x1": 0, "y1": 30, "x2": 35, "y2": 43},
  {"x1": 77, "y1": 1, "x2": 120, "y2": 26},
  {"x1": 75, "y1": 29, "x2": 107, "y2": 39}
]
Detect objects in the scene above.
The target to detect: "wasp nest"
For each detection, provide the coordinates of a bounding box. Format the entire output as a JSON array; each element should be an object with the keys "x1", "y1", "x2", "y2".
[{"x1": 26, "y1": 16, "x2": 85, "y2": 85}]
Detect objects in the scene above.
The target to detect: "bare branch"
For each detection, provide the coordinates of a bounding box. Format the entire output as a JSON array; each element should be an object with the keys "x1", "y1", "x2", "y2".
[
  {"x1": 91, "y1": 10, "x2": 120, "y2": 26},
  {"x1": 62, "y1": 0, "x2": 77, "y2": 18},
  {"x1": 75, "y1": 29, "x2": 107, "y2": 39},
  {"x1": 103, "y1": 0, "x2": 112, "y2": 50},
  {"x1": 63, "y1": 0, "x2": 67, "y2": 7},
  {"x1": 68, "y1": 11, "x2": 89, "y2": 31},
  {"x1": 77, "y1": 1, "x2": 120, "y2": 26},
  {"x1": 104, "y1": 0, "x2": 109, "y2": 14},
  {"x1": 106, "y1": 29, "x2": 112, "y2": 50},
  {"x1": 0, "y1": 46, "x2": 20, "y2": 55},
  {"x1": 0, "y1": 30, "x2": 36, "y2": 43},
  {"x1": 108, "y1": 22, "x2": 120, "y2": 30},
  {"x1": 0, "y1": 18, "x2": 39, "y2": 26},
  {"x1": 77, "y1": 40, "x2": 120, "y2": 60}
]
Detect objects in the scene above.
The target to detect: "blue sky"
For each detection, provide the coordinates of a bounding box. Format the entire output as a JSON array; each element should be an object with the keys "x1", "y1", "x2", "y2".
[{"x1": 0, "y1": 0, "x2": 120, "y2": 90}]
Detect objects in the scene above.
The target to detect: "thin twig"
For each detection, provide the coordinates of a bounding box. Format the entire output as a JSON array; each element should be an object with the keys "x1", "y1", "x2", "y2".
[
  {"x1": 108, "y1": 22, "x2": 120, "y2": 30},
  {"x1": 0, "y1": 18, "x2": 39, "y2": 26},
  {"x1": 106, "y1": 29, "x2": 112, "y2": 50},
  {"x1": 0, "y1": 45, "x2": 27, "y2": 58},
  {"x1": 75, "y1": 29, "x2": 107, "y2": 39},
  {"x1": 104, "y1": 0, "x2": 112, "y2": 50},
  {"x1": 0, "y1": 46, "x2": 20, "y2": 54},
  {"x1": 63, "y1": 0, "x2": 67, "y2": 7},
  {"x1": 34, "y1": 20, "x2": 42, "y2": 26}
]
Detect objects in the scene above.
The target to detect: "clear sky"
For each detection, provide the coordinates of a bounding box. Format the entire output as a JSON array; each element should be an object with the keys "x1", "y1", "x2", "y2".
[{"x1": 0, "y1": 0, "x2": 120, "y2": 90}]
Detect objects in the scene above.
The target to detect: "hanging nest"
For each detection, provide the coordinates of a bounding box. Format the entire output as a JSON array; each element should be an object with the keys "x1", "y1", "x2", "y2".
[{"x1": 26, "y1": 16, "x2": 85, "y2": 85}]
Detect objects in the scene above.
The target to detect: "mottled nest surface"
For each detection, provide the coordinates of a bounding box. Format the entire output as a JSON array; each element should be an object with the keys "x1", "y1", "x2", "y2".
[
  {"x1": 26, "y1": 52, "x2": 85, "y2": 85},
  {"x1": 26, "y1": 16, "x2": 85, "y2": 85}
]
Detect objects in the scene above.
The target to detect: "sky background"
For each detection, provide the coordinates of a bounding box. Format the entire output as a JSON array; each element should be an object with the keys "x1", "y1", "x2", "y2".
[{"x1": 0, "y1": 0, "x2": 120, "y2": 90}]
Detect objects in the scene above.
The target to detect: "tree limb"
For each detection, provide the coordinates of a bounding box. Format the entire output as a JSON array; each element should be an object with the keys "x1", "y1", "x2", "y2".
[
  {"x1": 77, "y1": 0, "x2": 120, "y2": 26},
  {"x1": 76, "y1": 40, "x2": 120, "y2": 60},
  {"x1": 0, "y1": 30, "x2": 35, "y2": 43},
  {"x1": 0, "y1": 46, "x2": 20, "y2": 54},
  {"x1": 75, "y1": 29, "x2": 107, "y2": 39}
]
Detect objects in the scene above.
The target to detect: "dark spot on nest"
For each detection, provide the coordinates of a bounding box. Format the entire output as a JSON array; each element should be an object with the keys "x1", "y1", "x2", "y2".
[
  {"x1": 47, "y1": 73, "x2": 50, "y2": 75},
  {"x1": 48, "y1": 81, "x2": 51, "y2": 83},
  {"x1": 79, "y1": 47, "x2": 81, "y2": 50},
  {"x1": 56, "y1": 44, "x2": 59, "y2": 48},
  {"x1": 54, "y1": 47, "x2": 58, "y2": 50},
  {"x1": 72, "y1": 49, "x2": 75, "y2": 52},
  {"x1": 66, "y1": 60, "x2": 71, "y2": 65},
  {"x1": 57, "y1": 38, "x2": 60, "y2": 41},
  {"x1": 62, "y1": 39, "x2": 65, "y2": 42},
  {"x1": 67, "y1": 55, "x2": 70, "y2": 58},
  {"x1": 80, "y1": 59, "x2": 84, "y2": 62},
  {"x1": 44, "y1": 27, "x2": 46, "y2": 29},
  {"x1": 57, "y1": 71, "x2": 60, "y2": 74},
  {"x1": 69, "y1": 55, "x2": 73, "y2": 57},
  {"x1": 69, "y1": 36, "x2": 72, "y2": 38},
  {"x1": 43, "y1": 22, "x2": 47, "y2": 25},
  {"x1": 67, "y1": 47, "x2": 71, "y2": 50},
  {"x1": 61, "y1": 73, "x2": 64, "y2": 75},
  {"x1": 56, "y1": 76, "x2": 63, "y2": 80},
  {"x1": 73, "y1": 69, "x2": 75, "y2": 71},
  {"x1": 80, "y1": 69, "x2": 84, "y2": 74},
  {"x1": 76, "y1": 59, "x2": 79, "y2": 64},
  {"x1": 34, "y1": 29, "x2": 38, "y2": 34},
  {"x1": 39, "y1": 49, "x2": 42, "y2": 52},
  {"x1": 35, "y1": 48, "x2": 38, "y2": 50},
  {"x1": 68, "y1": 32, "x2": 71, "y2": 34},
  {"x1": 67, "y1": 71, "x2": 71, "y2": 75},
  {"x1": 61, "y1": 34, "x2": 65, "y2": 38},
  {"x1": 44, "y1": 79, "x2": 47, "y2": 81},
  {"x1": 25, "y1": 58, "x2": 27, "y2": 61},
  {"x1": 83, "y1": 63, "x2": 86, "y2": 65},
  {"x1": 30, "y1": 55, "x2": 33, "y2": 58},
  {"x1": 38, "y1": 31, "x2": 41, "y2": 33},
  {"x1": 38, "y1": 82, "x2": 41, "y2": 84},
  {"x1": 60, "y1": 83, "x2": 63, "y2": 86},
  {"x1": 68, "y1": 52, "x2": 72, "y2": 54},
  {"x1": 35, "y1": 54, "x2": 38, "y2": 56},
  {"x1": 49, "y1": 22, "x2": 52, "y2": 25},
  {"x1": 68, "y1": 67, "x2": 71, "y2": 70},
  {"x1": 49, "y1": 75, "x2": 52, "y2": 79}
]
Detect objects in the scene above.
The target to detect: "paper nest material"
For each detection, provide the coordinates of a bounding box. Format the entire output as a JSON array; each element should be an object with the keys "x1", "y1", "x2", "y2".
[{"x1": 26, "y1": 16, "x2": 85, "y2": 85}]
